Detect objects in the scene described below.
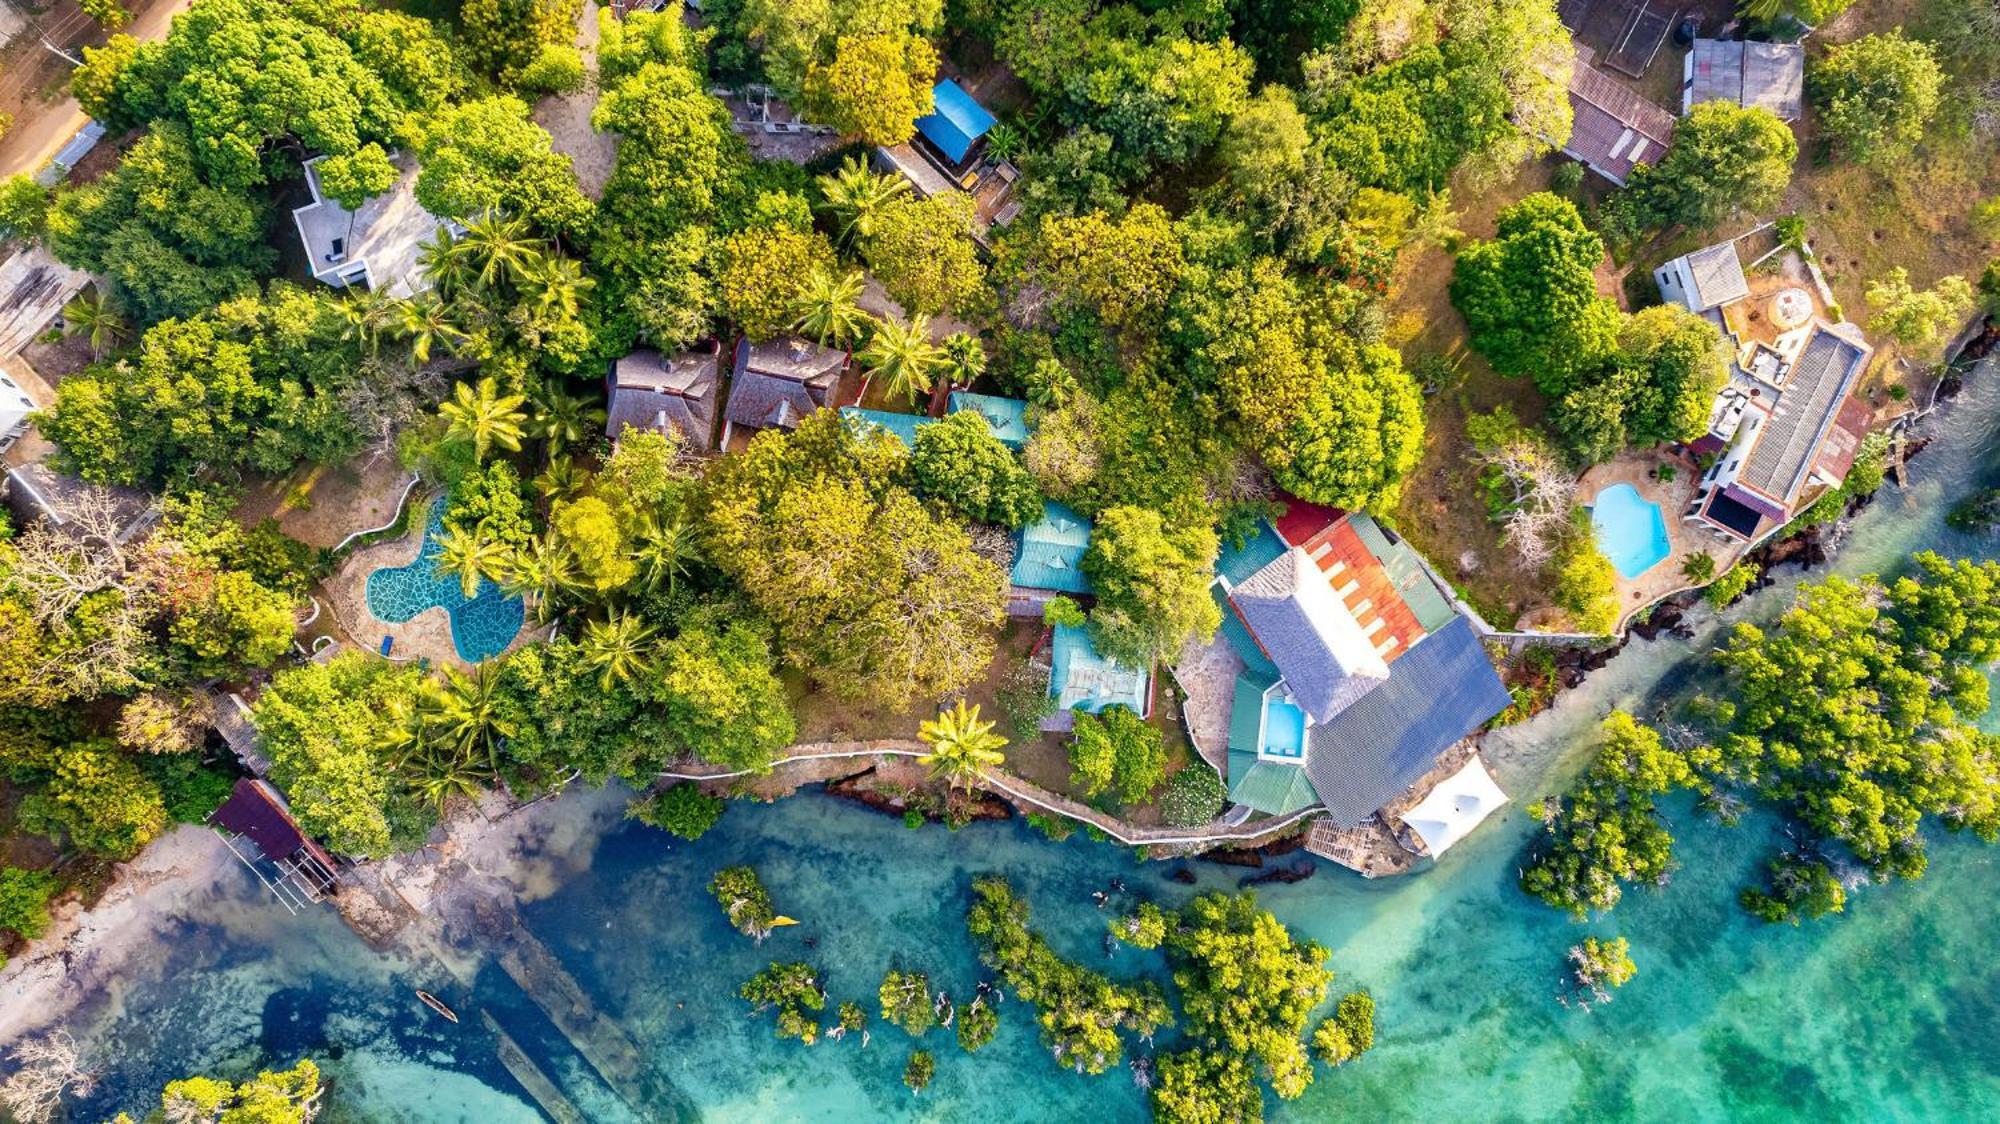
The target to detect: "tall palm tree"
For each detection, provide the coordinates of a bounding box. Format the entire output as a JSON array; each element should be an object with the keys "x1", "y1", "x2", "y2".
[
  {"x1": 791, "y1": 267, "x2": 870, "y2": 348},
  {"x1": 431, "y1": 664, "x2": 510, "y2": 776},
  {"x1": 419, "y1": 227, "x2": 475, "y2": 299},
  {"x1": 340, "y1": 287, "x2": 401, "y2": 357},
  {"x1": 433, "y1": 522, "x2": 511, "y2": 597},
  {"x1": 409, "y1": 746, "x2": 489, "y2": 810},
  {"x1": 61, "y1": 287, "x2": 129, "y2": 358},
  {"x1": 918, "y1": 700, "x2": 1008, "y2": 793},
  {"x1": 581, "y1": 611, "x2": 657, "y2": 690},
  {"x1": 397, "y1": 292, "x2": 468, "y2": 367},
  {"x1": 454, "y1": 213, "x2": 542, "y2": 292},
  {"x1": 1024, "y1": 357, "x2": 1078, "y2": 409},
  {"x1": 631, "y1": 513, "x2": 699, "y2": 597},
  {"x1": 500, "y1": 534, "x2": 580, "y2": 624},
  {"x1": 815, "y1": 155, "x2": 910, "y2": 248},
  {"x1": 858, "y1": 314, "x2": 947, "y2": 405},
  {"x1": 529, "y1": 386, "x2": 606, "y2": 458},
  {"x1": 517, "y1": 253, "x2": 595, "y2": 322},
  {"x1": 439, "y1": 376, "x2": 528, "y2": 462},
  {"x1": 940, "y1": 332, "x2": 987, "y2": 387}
]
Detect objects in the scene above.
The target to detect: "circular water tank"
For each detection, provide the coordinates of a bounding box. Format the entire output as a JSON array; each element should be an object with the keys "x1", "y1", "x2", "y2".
[{"x1": 1770, "y1": 288, "x2": 1814, "y2": 331}]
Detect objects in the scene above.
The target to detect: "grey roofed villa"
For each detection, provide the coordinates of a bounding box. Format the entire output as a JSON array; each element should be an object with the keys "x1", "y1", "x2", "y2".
[
  {"x1": 606, "y1": 343, "x2": 722, "y2": 451},
  {"x1": 720, "y1": 336, "x2": 845, "y2": 445}
]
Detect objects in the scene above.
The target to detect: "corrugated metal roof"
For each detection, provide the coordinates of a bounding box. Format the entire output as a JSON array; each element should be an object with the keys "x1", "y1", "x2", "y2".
[
  {"x1": 914, "y1": 79, "x2": 997, "y2": 164},
  {"x1": 1230, "y1": 759, "x2": 1321, "y2": 817},
  {"x1": 1346, "y1": 514, "x2": 1455, "y2": 635},
  {"x1": 1215, "y1": 523, "x2": 1288, "y2": 587},
  {"x1": 1301, "y1": 616, "x2": 1511, "y2": 827},
  {"x1": 1226, "y1": 671, "x2": 1274, "y2": 755},
  {"x1": 1740, "y1": 324, "x2": 1870, "y2": 504},
  {"x1": 840, "y1": 406, "x2": 930, "y2": 447},
  {"x1": 1011, "y1": 500, "x2": 1092, "y2": 593},
  {"x1": 1049, "y1": 623, "x2": 1148, "y2": 714},
  {"x1": 946, "y1": 391, "x2": 1030, "y2": 448}
]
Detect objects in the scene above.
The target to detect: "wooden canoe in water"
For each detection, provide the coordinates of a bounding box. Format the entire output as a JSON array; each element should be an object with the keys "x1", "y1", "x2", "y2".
[{"x1": 417, "y1": 990, "x2": 460, "y2": 1023}]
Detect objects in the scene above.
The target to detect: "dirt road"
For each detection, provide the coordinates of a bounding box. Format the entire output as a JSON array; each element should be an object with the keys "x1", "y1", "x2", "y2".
[{"x1": 0, "y1": 0, "x2": 192, "y2": 180}]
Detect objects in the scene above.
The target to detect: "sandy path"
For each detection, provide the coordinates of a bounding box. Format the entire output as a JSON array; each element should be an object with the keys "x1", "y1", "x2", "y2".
[
  {"x1": 0, "y1": 0, "x2": 193, "y2": 180},
  {"x1": 532, "y1": 0, "x2": 616, "y2": 202}
]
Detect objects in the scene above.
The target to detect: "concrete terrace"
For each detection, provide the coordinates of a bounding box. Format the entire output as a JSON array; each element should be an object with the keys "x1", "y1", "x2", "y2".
[{"x1": 1578, "y1": 455, "x2": 1748, "y2": 631}]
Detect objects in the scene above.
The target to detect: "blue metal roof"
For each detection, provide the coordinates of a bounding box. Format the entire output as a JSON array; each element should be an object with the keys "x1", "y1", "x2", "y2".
[
  {"x1": 1048, "y1": 624, "x2": 1148, "y2": 715},
  {"x1": 914, "y1": 79, "x2": 997, "y2": 164},
  {"x1": 840, "y1": 406, "x2": 930, "y2": 448},
  {"x1": 946, "y1": 391, "x2": 1030, "y2": 449},
  {"x1": 1011, "y1": 500, "x2": 1091, "y2": 593},
  {"x1": 1215, "y1": 523, "x2": 1288, "y2": 587},
  {"x1": 1300, "y1": 616, "x2": 1510, "y2": 827}
]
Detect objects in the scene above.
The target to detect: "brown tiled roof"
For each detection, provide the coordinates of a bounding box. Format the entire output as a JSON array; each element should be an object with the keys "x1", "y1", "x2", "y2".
[{"x1": 1563, "y1": 58, "x2": 1676, "y2": 183}]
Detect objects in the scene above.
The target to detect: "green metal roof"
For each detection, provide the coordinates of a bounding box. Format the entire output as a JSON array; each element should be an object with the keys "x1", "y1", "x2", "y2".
[
  {"x1": 1213, "y1": 585, "x2": 1279, "y2": 678},
  {"x1": 946, "y1": 392, "x2": 1031, "y2": 449},
  {"x1": 1348, "y1": 512, "x2": 1456, "y2": 634},
  {"x1": 1229, "y1": 758, "x2": 1322, "y2": 817},
  {"x1": 1011, "y1": 501, "x2": 1092, "y2": 594},
  {"x1": 840, "y1": 406, "x2": 930, "y2": 448},
  {"x1": 1048, "y1": 623, "x2": 1148, "y2": 715},
  {"x1": 1227, "y1": 671, "x2": 1275, "y2": 755}
]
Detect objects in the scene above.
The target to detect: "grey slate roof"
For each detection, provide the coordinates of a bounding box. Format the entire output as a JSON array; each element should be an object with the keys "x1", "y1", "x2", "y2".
[
  {"x1": 1740, "y1": 324, "x2": 1870, "y2": 504},
  {"x1": 1302, "y1": 616, "x2": 1512, "y2": 827},
  {"x1": 726, "y1": 336, "x2": 844, "y2": 433},
  {"x1": 1229, "y1": 549, "x2": 1386, "y2": 724},
  {"x1": 1684, "y1": 242, "x2": 1750, "y2": 312},
  {"x1": 607, "y1": 347, "x2": 720, "y2": 450}
]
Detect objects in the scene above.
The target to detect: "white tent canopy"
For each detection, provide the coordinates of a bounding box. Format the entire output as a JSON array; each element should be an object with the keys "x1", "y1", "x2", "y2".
[{"x1": 1403, "y1": 755, "x2": 1509, "y2": 857}]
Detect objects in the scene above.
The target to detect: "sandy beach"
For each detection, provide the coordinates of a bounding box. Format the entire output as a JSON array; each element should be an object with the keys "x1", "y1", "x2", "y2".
[{"x1": 0, "y1": 826, "x2": 241, "y2": 1046}]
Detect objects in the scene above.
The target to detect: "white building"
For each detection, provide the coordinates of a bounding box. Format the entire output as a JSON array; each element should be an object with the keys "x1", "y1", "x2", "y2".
[
  {"x1": 290, "y1": 152, "x2": 449, "y2": 299},
  {"x1": 1655, "y1": 238, "x2": 1874, "y2": 543}
]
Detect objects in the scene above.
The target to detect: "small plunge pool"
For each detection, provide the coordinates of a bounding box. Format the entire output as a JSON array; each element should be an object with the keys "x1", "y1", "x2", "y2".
[{"x1": 1590, "y1": 483, "x2": 1672, "y2": 579}]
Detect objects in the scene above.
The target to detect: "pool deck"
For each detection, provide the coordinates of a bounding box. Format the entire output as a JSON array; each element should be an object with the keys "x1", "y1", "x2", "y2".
[
  {"x1": 321, "y1": 495, "x2": 534, "y2": 671},
  {"x1": 1578, "y1": 454, "x2": 1750, "y2": 631}
]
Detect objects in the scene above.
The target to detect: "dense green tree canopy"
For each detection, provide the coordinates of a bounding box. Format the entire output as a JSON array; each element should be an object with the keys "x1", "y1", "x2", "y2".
[
  {"x1": 252, "y1": 654, "x2": 426, "y2": 857},
  {"x1": 45, "y1": 123, "x2": 273, "y2": 324},
  {"x1": 39, "y1": 285, "x2": 365, "y2": 485},
  {"x1": 414, "y1": 97, "x2": 596, "y2": 236},
  {"x1": 697, "y1": 411, "x2": 1006, "y2": 706},
  {"x1": 908, "y1": 411, "x2": 1043, "y2": 528},
  {"x1": 1082, "y1": 505, "x2": 1221, "y2": 667},
  {"x1": 1610, "y1": 101, "x2": 1797, "y2": 233},
  {"x1": 75, "y1": 0, "x2": 405, "y2": 189},
  {"x1": 1812, "y1": 32, "x2": 1945, "y2": 168},
  {"x1": 1451, "y1": 192, "x2": 1618, "y2": 392}
]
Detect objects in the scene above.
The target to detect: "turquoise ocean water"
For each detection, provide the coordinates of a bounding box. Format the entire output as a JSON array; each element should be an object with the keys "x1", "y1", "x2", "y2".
[{"x1": 49, "y1": 362, "x2": 2000, "y2": 1122}]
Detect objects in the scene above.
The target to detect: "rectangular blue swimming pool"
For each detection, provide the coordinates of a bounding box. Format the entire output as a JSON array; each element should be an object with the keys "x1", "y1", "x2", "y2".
[{"x1": 1263, "y1": 698, "x2": 1307, "y2": 758}]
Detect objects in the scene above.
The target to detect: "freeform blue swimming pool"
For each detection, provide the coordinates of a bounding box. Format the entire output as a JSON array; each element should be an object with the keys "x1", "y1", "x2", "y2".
[
  {"x1": 364, "y1": 502, "x2": 524, "y2": 663},
  {"x1": 1590, "y1": 482, "x2": 1672, "y2": 579}
]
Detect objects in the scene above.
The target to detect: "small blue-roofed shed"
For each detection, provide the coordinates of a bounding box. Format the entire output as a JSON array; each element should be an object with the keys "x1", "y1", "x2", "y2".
[
  {"x1": 914, "y1": 79, "x2": 998, "y2": 165},
  {"x1": 946, "y1": 391, "x2": 1030, "y2": 449},
  {"x1": 840, "y1": 406, "x2": 930, "y2": 448},
  {"x1": 1012, "y1": 501, "x2": 1092, "y2": 593},
  {"x1": 1049, "y1": 623, "x2": 1150, "y2": 717}
]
